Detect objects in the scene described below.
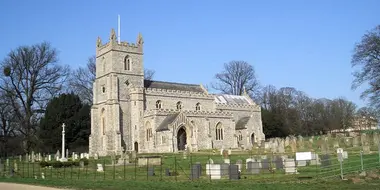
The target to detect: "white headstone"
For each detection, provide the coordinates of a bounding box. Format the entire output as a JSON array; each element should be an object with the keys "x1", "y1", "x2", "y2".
[
  {"x1": 206, "y1": 164, "x2": 221, "y2": 179},
  {"x1": 97, "y1": 164, "x2": 104, "y2": 172}
]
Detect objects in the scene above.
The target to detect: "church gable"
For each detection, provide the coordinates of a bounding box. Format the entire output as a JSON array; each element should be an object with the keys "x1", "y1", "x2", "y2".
[
  {"x1": 156, "y1": 112, "x2": 191, "y2": 132},
  {"x1": 235, "y1": 116, "x2": 250, "y2": 130}
]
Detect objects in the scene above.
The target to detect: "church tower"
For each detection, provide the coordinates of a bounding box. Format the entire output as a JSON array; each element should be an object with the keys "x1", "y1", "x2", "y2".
[{"x1": 89, "y1": 28, "x2": 145, "y2": 156}]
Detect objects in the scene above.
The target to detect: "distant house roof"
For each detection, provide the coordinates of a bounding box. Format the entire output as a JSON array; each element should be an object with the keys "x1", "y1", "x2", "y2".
[
  {"x1": 214, "y1": 94, "x2": 253, "y2": 105},
  {"x1": 144, "y1": 80, "x2": 205, "y2": 93},
  {"x1": 156, "y1": 113, "x2": 179, "y2": 132},
  {"x1": 235, "y1": 116, "x2": 250, "y2": 130}
]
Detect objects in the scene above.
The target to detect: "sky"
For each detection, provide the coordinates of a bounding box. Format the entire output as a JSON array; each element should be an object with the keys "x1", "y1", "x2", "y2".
[{"x1": 0, "y1": 0, "x2": 379, "y2": 108}]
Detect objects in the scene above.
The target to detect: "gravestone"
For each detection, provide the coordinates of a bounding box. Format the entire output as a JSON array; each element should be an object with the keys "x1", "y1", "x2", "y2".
[
  {"x1": 297, "y1": 160, "x2": 307, "y2": 167},
  {"x1": 79, "y1": 161, "x2": 84, "y2": 168},
  {"x1": 229, "y1": 165, "x2": 239, "y2": 180},
  {"x1": 13, "y1": 162, "x2": 18, "y2": 171},
  {"x1": 236, "y1": 160, "x2": 242, "y2": 171},
  {"x1": 261, "y1": 159, "x2": 269, "y2": 170},
  {"x1": 310, "y1": 153, "x2": 320, "y2": 165},
  {"x1": 195, "y1": 162, "x2": 202, "y2": 176},
  {"x1": 224, "y1": 159, "x2": 230, "y2": 164},
  {"x1": 275, "y1": 156, "x2": 283, "y2": 169},
  {"x1": 208, "y1": 158, "x2": 214, "y2": 164},
  {"x1": 148, "y1": 167, "x2": 155, "y2": 176},
  {"x1": 220, "y1": 163, "x2": 229, "y2": 176},
  {"x1": 6, "y1": 159, "x2": 9, "y2": 167},
  {"x1": 343, "y1": 151, "x2": 348, "y2": 159},
  {"x1": 97, "y1": 164, "x2": 104, "y2": 172},
  {"x1": 247, "y1": 162, "x2": 260, "y2": 174},
  {"x1": 321, "y1": 154, "x2": 331, "y2": 168},
  {"x1": 206, "y1": 164, "x2": 221, "y2": 179},
  {"x1": 48, "y1": 155, "x2": 51, "y2": 161},
  {"x1": 284, "y1": 159, "x2": 296, "y2": 174},
  {"x1": 363, "y1": 145, "x2": 370, "y2": 154},
  {"x1": 165, "y1": 168, "x2": 171, "y2": 176},
  {"x1": 191, "y1": 164, "x2": 201, "y2": 180},
  {"x1": 353, "y1": 136, "x2": 360, "y2": 147}
]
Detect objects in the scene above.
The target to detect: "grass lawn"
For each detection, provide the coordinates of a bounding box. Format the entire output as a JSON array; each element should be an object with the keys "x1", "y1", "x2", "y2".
[
  {"x1": 2, "y1": 145, "x2": 380, "y2": 189},
  {"x1": 1, "y1": 176, "x2": 380, "y2": 190}
]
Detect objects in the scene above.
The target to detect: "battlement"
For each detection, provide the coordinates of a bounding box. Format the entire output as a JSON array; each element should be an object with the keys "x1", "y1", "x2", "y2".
[
  {"x1": 144, "y1": 109, "x2": 234, "y2": 118},
  {"x1": 215, "y1": 102, "x2": 261, "y2": 111},
  {"x1": 96, "y1": 28, "x2": 144, "y2": 57},
  {"x1": 144, "y1": 87, "x2": 214, "y2": 99}
]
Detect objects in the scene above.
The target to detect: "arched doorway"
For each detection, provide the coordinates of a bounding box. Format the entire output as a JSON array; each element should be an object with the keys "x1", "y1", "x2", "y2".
[
  {"x1": 251, "y1": 133, "x2": 255, "y2": 145},
  {"x1": 134, "y1": 142, "x2": 139, "y2": 153},
  {"x1": 177, "y1": 127, "x2": 187, "y2": 151}
]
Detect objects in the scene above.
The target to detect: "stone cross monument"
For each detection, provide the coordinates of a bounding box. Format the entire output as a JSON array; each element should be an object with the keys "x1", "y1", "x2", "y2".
[{"x1": 60, "y1": 123, "x2": 67, "y2": 162}]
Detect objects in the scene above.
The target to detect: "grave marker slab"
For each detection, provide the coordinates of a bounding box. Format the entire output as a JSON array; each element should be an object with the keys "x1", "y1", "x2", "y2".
[
  {"x1": 191, "y1": 164, "x2": 201, "y2": 180},
  {"x1": 206, "y1": 164, "x2": 221, "y2": 179},
  {"x1": 148, "y1": 167, "x2": 155, "y2": 176},
  {"x1": 321, "y1": 154, "x2": 331, "y2": 168},
  {"x1": 247, "y1": 162, "x2": 260, "y2": 174},
  {"x1": 229, "y1": 165, "x2": 239, "y2": 180},
  {"x1": 97, "y1": 164, "x2": 104, "y2": 172},
  {"x1": 284, "y1": 159, "x2": 296, "y2": 174},
  {"x1": 261, "y1": 159, "x2": 269, "y2": 170}
]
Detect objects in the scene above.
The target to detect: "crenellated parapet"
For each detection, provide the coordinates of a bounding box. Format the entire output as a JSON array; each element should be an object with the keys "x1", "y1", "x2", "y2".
[
  {"x1": 144, "y1": 88, "x2": 214, "y2": 99},
  {"x1": 215, "y1": 102, "x2": 261, "y2": 111},
  {"x1": 96, "y1": 28, "x2": 144, "y2": 57},
  {"x1": 144, "y1": 108, "x2": 234, "y2": 118}
]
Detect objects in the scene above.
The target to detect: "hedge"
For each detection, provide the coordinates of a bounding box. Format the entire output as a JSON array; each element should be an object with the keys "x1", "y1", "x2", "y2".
[{"x1": 39, "y1": 158, "x2": 89, "y2": 168}]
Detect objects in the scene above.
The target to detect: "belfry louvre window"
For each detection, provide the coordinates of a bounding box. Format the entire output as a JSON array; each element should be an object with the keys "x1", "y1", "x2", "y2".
[
  {"x1": 195, "y1": 103, "x2": 201, "y2": 111},
  {"x1": 156, "y1": 100, "x2": 162, "y2": 109}
]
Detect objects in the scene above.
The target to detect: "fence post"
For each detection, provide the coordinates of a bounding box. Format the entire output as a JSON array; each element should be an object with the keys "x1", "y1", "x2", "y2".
[
  {"x1": 338, "y1": 152, "x2": 343, "y2": 179},
  {"x1": 113, "y1": 158, "x2": 115, "y2": 180},
  {"x1": 160, "y1": 156, "x2": 162, "y2": 181},
  {"x1": 360, "y1": 150, "x2": 364, "y2": 171},
  {"x1": 103, "y1": 159, "x2": 105, "y2": 180},
  {"x1": 190, "y1": 154, "x2": 193, "y2": 181},
  {"x1": 146, "y1": 157, "x2": 149, "y2": 181},
  {"x1": 134, "y1": 157, "x2": 137, "y2": 181},
  {"x1": 123, "y1": 158, "x2": 126, "y2": 180},
  {"x1": 175, "y1": 156, "x2": 177, "y2": 182},
  {"x1": 378, "y1": 142, "x2": 380, "y2": 166}
]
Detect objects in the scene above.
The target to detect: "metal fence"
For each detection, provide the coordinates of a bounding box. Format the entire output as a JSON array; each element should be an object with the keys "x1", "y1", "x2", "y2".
[{"x1": 0, "y1": 146, "x2": 379, "y2": 183}]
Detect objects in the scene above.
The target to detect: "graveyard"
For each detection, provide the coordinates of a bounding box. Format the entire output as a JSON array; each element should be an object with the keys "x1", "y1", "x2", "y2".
[{"x1": 1, "y1": 132, "x2": 380, "y2": 189}]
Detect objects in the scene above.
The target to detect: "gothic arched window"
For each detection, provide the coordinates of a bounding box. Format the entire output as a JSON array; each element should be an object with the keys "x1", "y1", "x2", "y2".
[
  {"x1": 215, "y1": 122, "x2": 223, "y2": 140},
  {"x1": 124, "y1": 56, "x2": 131, "y2": 71}
]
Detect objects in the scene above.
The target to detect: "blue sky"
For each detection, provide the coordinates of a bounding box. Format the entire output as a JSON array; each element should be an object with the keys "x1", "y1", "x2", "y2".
[{"x1": 0, "y1": 0, "x2": 379, "y2": 108}]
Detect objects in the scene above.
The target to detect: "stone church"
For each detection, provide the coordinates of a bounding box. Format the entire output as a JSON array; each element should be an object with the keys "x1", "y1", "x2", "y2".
[{"x1": 89, "y1": 29, "x2": 265, "y2": 156}]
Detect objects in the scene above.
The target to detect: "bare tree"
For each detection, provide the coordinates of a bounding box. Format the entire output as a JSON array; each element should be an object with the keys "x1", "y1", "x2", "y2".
[
  {"x1": 144, "y1": 68, "x2": 155, "y2": 81},
  {"x1": 0, "y1": 42, "x2": 70, "y2": 152},
  {"x1": 351, "y1": 25, "x2": 380, "y2": 109},
  {"x1": 212, "y1": 60, "x2": 260, "y2": 98},
  {"x1": 69, "y1": 56, "x2": 96, "y2": 104}
]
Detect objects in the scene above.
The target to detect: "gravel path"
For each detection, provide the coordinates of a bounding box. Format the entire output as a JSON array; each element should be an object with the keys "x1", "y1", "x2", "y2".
[{"x1": 0, "y1": 183, "x2": 69, "y2": 190}]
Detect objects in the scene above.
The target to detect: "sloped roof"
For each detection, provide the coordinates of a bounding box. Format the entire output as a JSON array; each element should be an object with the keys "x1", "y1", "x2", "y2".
[
  {"x1": 156, "y1": 113, "x2": 179, "y2": 132},
  {"x1": 144, "y1": 80, "x2": 205, "y2": 93},
  {"x1": 214, "y1": 94, "x2": 253, "y2": 105},
  {"x1": 235, "y1": 116, "x2": 250, "y2": 130}
]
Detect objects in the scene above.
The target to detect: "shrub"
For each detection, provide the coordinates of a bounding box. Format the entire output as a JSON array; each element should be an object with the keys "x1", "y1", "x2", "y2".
[
  {"x1": 39, "y1": 161, "x2": 50, "y2": 168},
  {"x1": 51, "y1": 161, "x2": 63, "y2": 168}
]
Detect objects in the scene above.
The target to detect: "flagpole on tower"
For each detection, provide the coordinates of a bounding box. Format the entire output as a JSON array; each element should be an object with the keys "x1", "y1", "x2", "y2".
[{"x1": 118, "y1": 14, "x2": 121, "y2": 44}]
